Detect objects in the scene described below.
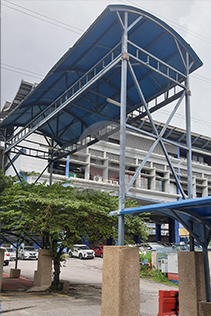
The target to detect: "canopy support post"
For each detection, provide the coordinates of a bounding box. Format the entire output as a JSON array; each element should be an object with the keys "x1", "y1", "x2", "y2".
[
  {"x1": 118, "y1": 11, "x2": 128, "y2": 246},
  {"x1": 186, "y1": 52, "x2": 195, "y2": 251},
  {"x1": 49, "y1": 139, "x2": 54, "y2": 185}
]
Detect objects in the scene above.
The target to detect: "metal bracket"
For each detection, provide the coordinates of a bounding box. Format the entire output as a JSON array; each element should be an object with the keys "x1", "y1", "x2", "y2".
[
  {"x1": 187, "y1": 89, "x2": 191, "y2": 96},
  {"x1": 122, "y1": 52, "x2": 129, "y2": 61}
]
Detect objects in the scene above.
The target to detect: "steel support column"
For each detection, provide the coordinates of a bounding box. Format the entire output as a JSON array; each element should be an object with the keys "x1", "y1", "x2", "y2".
[
  {"x1": 186, "y1": 53, "x2": 195, "y2": 252},
  {"x1": 169, "y1": 218, "x2": 176, "y2": 243},
  {"x1": 49, "y1": 140, "x2": 54, "y2": 186},
  {"x1": 186, "y1": 53, "x2": 193, "y2": 199},
  {"x1": 2, "y1": 128, "x2": 7, "y2": 174},
  {"x1": 156, "y1": 224, "x2": 161, "y2": 242},
  {"x1": 118, "y1": 12, "x2": 128, "y2": 246}
]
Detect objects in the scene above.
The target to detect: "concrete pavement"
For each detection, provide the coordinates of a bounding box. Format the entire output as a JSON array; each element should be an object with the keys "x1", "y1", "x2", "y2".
[
  {"x1": 1, "y1": 273, "x2": 178, "y2": 316},
  {"x1": 1, "y1": 258, "x2": 178, "y2": 315}
]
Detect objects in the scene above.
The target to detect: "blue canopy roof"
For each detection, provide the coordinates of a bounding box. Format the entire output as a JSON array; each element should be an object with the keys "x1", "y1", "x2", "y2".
[
  {"x1": 1, "y1": 5, "x2": 203, "y2": 149},
  {"x1": 110, "y1": 196, "x2": 211, "y2": 246}
]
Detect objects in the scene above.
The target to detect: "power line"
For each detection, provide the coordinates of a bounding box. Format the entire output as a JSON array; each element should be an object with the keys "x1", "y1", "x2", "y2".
[
  {"x1": 192, "y1": 74, "x2": 211, "y2": 85},
  {"x1": 2, "y1": 0, "x2": 211, "y2": 127},
  {"x1": 2, "y1": 0, "x2": 84, "y2": 35},
  {"x1": 158, "y1": 109, "x2": 211, "y2": 127},
  {"x1": 119, "y1": 0, "x2": 211, "y2": 44},
  {"x1": 3, "y1": 0, "x2": 211, "y2": 44},
  {"x1": 1, "y1": 63, "x2": 44, "y2": 77},
  {"x1": 1, "y1": 64, "x2": 43, "y2": 79}
]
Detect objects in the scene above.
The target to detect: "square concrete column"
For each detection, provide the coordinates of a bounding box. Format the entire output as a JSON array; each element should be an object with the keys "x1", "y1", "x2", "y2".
[
  {"x1": 199, "y1": 301, "x2": 211, "y2": 316},
  {"x1": 102, "y1": 246, "x2": 140, "y2": 316},
  {"x1": 151, "y1": 250, "x2": 158, "y2": 269},
  {"x1": 10, "y1": 269, "x2": 21, "y2": 278},
  {"x1": 178, "y1": 252, "x2": 206, "y2": 316},
  {"x1": 34, "y1": 249, "x2": 53, "y2": 288},
  {"x1": 0, "y1": 248, "x2": 5, "y2": 290}
]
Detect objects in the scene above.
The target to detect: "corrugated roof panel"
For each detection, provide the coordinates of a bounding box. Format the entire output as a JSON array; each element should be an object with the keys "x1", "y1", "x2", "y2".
[{"x1": 1, "y1": 4, "x2": 203, "y2": 149}]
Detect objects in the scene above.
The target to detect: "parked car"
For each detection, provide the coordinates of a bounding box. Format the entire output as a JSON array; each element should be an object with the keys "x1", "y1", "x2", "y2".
[
  {"x1": 92, "y1": 245, "x2": 104, "y2": 258},
  {"x1": 138, "y1": 245, "x2": 147, "y2": 255},
  {"x1": 6, "y1": 248, "x2": 16, "y2": 261},
  {"x1": 18, "y1": 246, "x2": 38, "y2": 260},
  {"x1": 138, "y1": 242, "x2": 171, "y2": 253},
  {"x1": 1, "y1": 247, "x2": 10, "y2": 266},
  {"x1": 69, "y1": 244, "x2": 95, "y2": 259}
]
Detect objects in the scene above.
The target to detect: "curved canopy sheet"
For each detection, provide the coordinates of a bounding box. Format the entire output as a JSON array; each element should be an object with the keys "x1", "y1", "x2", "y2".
[
  {"x1": 110, "y1": 196, "x2": 211, "y2": 247},
  {"x1": 1, "y1": 5, "x2": 203, "y2": 148}
]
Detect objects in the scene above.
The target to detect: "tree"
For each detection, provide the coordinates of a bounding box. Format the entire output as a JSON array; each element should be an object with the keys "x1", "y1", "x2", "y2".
[
  {"x1": 0, "y1": 170, "x2": 18, "y2": 194},
  {"x1": 0, "y1": 175, "x2": 149, "y2": 286}
]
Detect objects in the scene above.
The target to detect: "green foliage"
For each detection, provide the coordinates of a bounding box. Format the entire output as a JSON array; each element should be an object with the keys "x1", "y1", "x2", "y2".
[
  {"x1": 139, "y1": 252, "x2": 151, "y2": 265},
  {"x1": 140, "y1": 268, "x2": 178, "y2": 287},
  {"x1": 0, "y1": 170, "x2": 18, "y2": 194},
  {"x1": 0, "y1": 174, "x2": 149, "y2": 285},
  {"x1": 0, "y1": 178, "x2": 149, "y2": 247}
]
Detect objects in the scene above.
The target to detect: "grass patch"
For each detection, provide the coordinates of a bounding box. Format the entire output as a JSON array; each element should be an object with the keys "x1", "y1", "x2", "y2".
[{"x1": 140, "y1": 267, "x2": 178, "y2": 287}]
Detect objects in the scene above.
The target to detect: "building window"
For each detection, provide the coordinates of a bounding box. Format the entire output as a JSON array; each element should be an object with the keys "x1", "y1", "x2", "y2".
[
  {"x1": 90, "y1": 167, "x2": 103, "y2": 180},
  {"x1": 155, "y1": 172, "x2": 165, "y2": 192},
  {"x1": 156, "y1": 179, "x2": 165, "y2": 192},
  {"x1": 108, "y1": 170, "x2": 119, "y2": 182},
  {"x1": 141, "y1": 176, "x2": 150, "y2": 189},
  {"x1": 125, "y1": 173, "x2": 135, "y2": 187}
]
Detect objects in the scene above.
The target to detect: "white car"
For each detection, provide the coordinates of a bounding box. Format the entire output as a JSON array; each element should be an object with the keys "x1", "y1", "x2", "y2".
[
  {"x1": 18, "y1": 246, "x2": 38, "y2": 260},
  {"x1": 69, "y1": 244, "x2": 95, "y2": 259},
  {"x1": 1, "y1": 247, "x2": 10, "y2": 266},
  {"x1": 6, "y1": 248, "x2": 16, "y2": 261}
]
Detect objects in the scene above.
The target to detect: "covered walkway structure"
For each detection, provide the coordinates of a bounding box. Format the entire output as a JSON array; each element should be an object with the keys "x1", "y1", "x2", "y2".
[
  {"x1": 1, "y1": 4, "x2": 209, "y2": 315},
  {"x1": 111, "y1": 195, "x2": 211, "y2": 302},
  {"x1": 1, "y1": 2, "x2": 204, "y2": 245}
]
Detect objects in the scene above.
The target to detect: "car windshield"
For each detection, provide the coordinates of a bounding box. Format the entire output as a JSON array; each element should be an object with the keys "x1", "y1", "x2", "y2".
[
  {"x1": 6, "y1": 248, "x2": 15, "y2": 252},
  {"x1": 78, "y1": 245, "x2": 89, "y2": 250},
  {"x1": 24, "y1": 247, "x2": 36, "y2": 251}
]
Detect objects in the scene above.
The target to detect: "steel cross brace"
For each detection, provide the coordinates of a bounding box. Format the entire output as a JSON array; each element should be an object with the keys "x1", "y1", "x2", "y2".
[
  {"x1": 5, "y1": 52, "x2": 122, "y2": 154},
  {"x1": 126, "y1": 61, "x2": 186, "y2": 198}
]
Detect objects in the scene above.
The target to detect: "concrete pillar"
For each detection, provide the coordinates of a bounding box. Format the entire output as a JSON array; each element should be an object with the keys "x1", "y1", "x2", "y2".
[
  {"x1": 102, "y1": 246, "x2": 140, "y2": 316},
  {"x1": 10, "y1": 269, "x2": 21, "y2": 278},
  {"x1": 103, "y1": 158, "x2": 108, "y2": 182},
  {"x1": 34, "y1": 249, "x2": 53, "y2": 288},
  {"x1": 151, "y1": 250, "x2": 158, "y2": 269},
  {"x1": 178, "y1": 252, "x2": 206, "y2": 316},
  {"x1": 0, "y1": 248, "x2": 5, "y2": 290},
  {"x1": 199, "y1": 301, "x2": 211, "y2": 316},
  {"x1": 85, "y1": 154, "x2": 90, "y2": 180}
]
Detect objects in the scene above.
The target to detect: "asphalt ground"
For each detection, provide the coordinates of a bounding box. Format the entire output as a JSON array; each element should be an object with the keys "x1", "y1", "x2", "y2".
[
  {"x1": 1, "y1": 280, "x2": 102, "y2": 316},
  {"x1": 0, "y1": 259, "x2": 178, "y2": 316}
]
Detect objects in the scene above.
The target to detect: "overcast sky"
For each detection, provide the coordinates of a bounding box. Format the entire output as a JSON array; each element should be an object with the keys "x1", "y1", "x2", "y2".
[{"x1": 1, "y1": 0, "x2": 211, "y2": 137}]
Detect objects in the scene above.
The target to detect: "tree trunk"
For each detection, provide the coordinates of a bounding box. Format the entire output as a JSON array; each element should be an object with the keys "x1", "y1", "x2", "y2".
[
  {"x1": 53, "y1": 255, "x2": 61, "y2": 286},
  {"x1": 52, "y1": 246, "x2": 63, "y2": 287}
]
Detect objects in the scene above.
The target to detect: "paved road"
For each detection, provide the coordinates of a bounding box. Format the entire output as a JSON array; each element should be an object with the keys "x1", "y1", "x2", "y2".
[{"x1": 1, "y1": 257, "x2": 178, "y2": 316}]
